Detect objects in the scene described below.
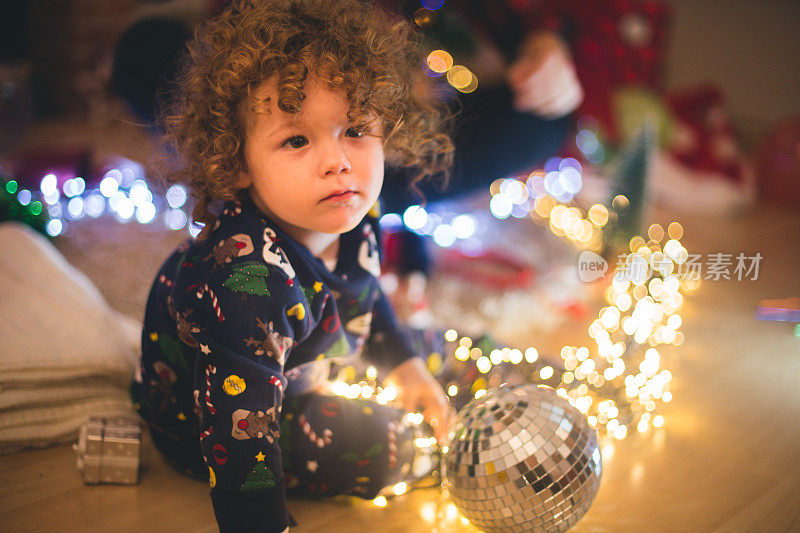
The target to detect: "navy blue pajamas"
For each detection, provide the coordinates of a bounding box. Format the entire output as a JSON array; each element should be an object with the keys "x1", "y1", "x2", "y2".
[{"x1": 131, "y1": 199, "x2": 434, "y2": 532}]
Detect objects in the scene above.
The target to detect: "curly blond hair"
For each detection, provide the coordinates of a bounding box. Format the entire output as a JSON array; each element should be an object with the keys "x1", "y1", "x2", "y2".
[{"x1": 161, "y1": 0, "x2": 454, "y2": 238}]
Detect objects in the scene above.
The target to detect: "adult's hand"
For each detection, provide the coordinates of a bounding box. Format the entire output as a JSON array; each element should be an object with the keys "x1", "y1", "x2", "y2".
[{"x1": 506, "y1": 31, "x2": 584, "y2": 118}]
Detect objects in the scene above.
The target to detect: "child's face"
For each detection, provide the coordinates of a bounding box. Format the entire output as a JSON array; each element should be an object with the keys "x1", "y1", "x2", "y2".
[{"x1": 239, "y1": 75, "x2": 385, "y2": 246}]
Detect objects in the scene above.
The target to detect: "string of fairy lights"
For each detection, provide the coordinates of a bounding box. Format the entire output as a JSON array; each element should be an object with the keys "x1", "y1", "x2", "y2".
[
  {"x1": 316, "y1": 164, "x2": 697, "y2": 509},
  {"x1": 325, "y1": 168, "x2": 695, "y2": 440},
  {"x1": 1, "y1": 158, "x2": 198, "y2": 238}
]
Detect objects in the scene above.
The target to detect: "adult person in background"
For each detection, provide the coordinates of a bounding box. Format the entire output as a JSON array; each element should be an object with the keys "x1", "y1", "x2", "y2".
[{"x1": 376, "y1": 1, "x2": 583, "y2": 318}]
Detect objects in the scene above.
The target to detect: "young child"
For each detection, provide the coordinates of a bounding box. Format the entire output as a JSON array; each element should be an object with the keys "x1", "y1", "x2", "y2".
[{"x1": 130, "y1": 0, "x2": 454, "y2": 531}]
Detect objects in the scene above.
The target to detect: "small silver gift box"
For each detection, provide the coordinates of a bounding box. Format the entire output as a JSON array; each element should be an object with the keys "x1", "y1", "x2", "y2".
[{"x1": 74, "y1": 417, "x2": 142, "y2": 485}]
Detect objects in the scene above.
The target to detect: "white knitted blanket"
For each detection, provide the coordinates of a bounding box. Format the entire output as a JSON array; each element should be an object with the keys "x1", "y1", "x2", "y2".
[{"x1": 0, "y1": 222, "x2": 140, "y2": 453}]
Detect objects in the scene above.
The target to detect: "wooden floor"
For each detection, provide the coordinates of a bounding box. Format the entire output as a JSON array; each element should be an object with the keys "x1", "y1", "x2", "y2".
[{"x1": 2, "y1": 113, "x2": 799, "y2": 531}]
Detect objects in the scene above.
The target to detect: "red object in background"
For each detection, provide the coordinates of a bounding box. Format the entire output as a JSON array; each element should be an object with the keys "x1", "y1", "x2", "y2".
[
  {"x1": 754, "y1": 118, "x2": 800, "y2": 206},
  {"x1": 666, "y1": 85, "x2": 749, "y2": 184},
  {"x1": 437, "y1": 248, "x2": 535, "y2": 290},
  {"x1": 558, "y1": 300, "x2": 589, "y2": 320},
  {"x1": 382, "y1": 230, "x2": 535, "y2": 289}
]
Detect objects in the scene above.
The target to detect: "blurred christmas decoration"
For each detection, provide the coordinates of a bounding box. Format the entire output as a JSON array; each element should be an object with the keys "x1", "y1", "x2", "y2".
[
  {"x1": 612, "y1": 87, "x2": 673, "y2": 148},
  {"x1": 0, "y1": 156, "x2": 196, "y2": 238},
  {"x1": 755, "y1": 117, "x2": 800, "y2": 207},
  {"x1": 602, "y1": 119, "x2": 656, "y2": 254},
  {"x1": 335, "y1": 206, "x2": 691, "y2": 438},
  {"x1": 1, "y1": 174, "x2": 50, "y2": 236},
  {"x1": 443, "y1": 384, "x2": 601, "y2": 533},
  {"x1": 643, "y1": 85, "x2": 755, "y2": 216},
  {"x1": 666, "y1": 85, "x2": 748, "y2": 184}
]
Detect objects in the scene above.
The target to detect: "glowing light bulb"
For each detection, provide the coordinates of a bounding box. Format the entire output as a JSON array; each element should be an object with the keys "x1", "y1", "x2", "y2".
[
  {"x1": 392, "y1": 482, "x2": 408, "y2": 495},
  {"x1": 372, "y1": 496, "x2": 387, "y2": 507},
  {"x1": 136, "y1": 202, "x2": 157, "y2": 224},
  {"x1": 17, "y1": 189, "x2": 32, "y2": 206},
  {"x1": 433, "y1": 224, "x2": 456, "y2": 247},
  {"x1": 451, "y1": 214, "x2": 476, "y2": 239},
  {"x1": 403, "y1": 205, "x2": 428, "y2": 230},
  {"x1": 166, "y1": 184, "x2": 188, "y2": 208},
  {"x1": 40, "y1": 174, "x2": 57, "y2": 196},
  {"x1": 66, "y1": 197, "x2": 85, "y2": 220},
  {"x1": 454, "y1": 346, "x2": 469, "y2": 361},
  {"x1": 489, "y1": 193, "x2": 512, "y2": 219},
  {"x1": 45, "y1": 218, "x2": 63, "y2": 237}
]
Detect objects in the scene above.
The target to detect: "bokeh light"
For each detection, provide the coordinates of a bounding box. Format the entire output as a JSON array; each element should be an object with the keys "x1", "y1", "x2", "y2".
[
  {"x1": 421, "y1": 0, "x2": 444, "y2": 9},
  {"x1": 403, "y1": 205, "x2": 428, "y2": 231},
  {"x1": 426, "y1": 49, "x2": 453, "y2": 75},
  {"x1": 45, "y1": 218, "x2": 63, "y2": 237},
  {"x1": 40, "y1": 174, "x2": 58, "y2": 196},
  {"x1": 164, "y1": 208, "x2": 188, "y2": 230},
  {"x1": 165, "y1": 184, "x2": 188, "y2": 209},
  {"x1": 84, "y1": 193, "x2": 106, "y2": 218},
  {"x1": 17, "y1": 189, "x2": 32, "y2": 206}
]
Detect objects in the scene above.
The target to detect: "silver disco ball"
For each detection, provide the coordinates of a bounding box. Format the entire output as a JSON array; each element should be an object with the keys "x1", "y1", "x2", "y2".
[{"x1": 443, "y1": 384, "x2": 602, "y2": 532}]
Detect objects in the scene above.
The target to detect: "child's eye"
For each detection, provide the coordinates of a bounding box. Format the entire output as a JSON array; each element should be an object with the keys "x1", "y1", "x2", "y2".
[
  {"x1": 345, "y1": 127, "x2": 365, "y2": 138},
  {"x1": 283, "y1": 135, "x2": 308, "y2": 149}
]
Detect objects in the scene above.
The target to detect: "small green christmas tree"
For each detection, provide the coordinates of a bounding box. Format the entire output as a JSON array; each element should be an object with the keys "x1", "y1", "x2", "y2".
[
  {"x1": 225, "y1": 261, "x2": 271, "y2": 296},
  {"x1": 602, "y1": 119, "x2": 656, "y2": 256},
  {"x1": 239, "y1": 452, "x2": 276, "y2": 493}
]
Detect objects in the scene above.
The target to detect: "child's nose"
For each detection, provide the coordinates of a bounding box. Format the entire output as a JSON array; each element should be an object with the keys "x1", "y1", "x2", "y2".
[{"x1": 320, "y1": 142, "x2": 351, "y2": 176}]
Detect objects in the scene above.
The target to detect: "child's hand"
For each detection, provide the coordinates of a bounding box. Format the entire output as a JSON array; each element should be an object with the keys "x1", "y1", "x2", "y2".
[{"x1": 384, "y1": 357, "x2": 454, "y2": 444}]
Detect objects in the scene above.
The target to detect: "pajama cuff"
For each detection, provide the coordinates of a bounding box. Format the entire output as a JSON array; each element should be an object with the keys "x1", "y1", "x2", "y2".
[{"x1": 211, "y1": 484, "x2": 290, "y2": 533}]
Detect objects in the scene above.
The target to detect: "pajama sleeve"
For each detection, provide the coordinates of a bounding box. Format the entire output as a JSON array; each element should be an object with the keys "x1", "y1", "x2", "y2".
[{"x1": 191, "y1": 260, "x2": 304, "y2": 533}]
